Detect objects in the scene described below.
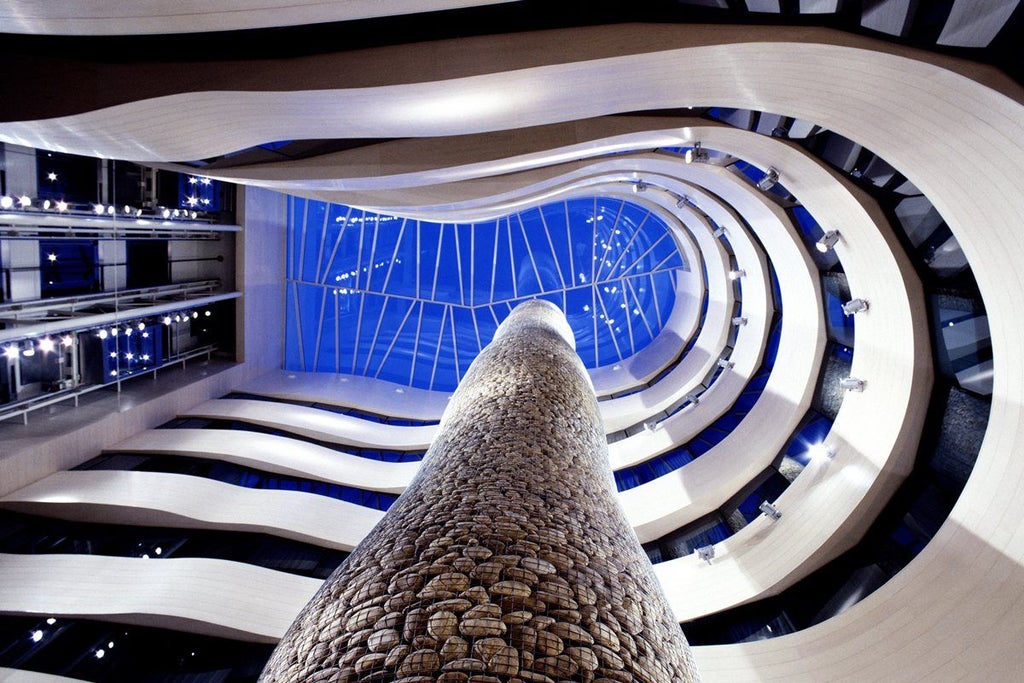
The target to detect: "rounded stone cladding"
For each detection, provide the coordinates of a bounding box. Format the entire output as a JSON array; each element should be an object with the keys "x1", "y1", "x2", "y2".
[{"x1": 259, "y1": 299, "x2": 699, "y2": 683}]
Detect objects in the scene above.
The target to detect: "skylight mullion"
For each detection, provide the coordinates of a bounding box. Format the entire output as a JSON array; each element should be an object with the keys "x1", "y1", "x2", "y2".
[
  {"x1": 353, "y1": 211, "x2": 367, "y2": 290},
  {"x1": 374, "y1": 300, "x2": 419, "y2": 379},
  {"x1": 516, "y1": 212, "x2": 544, "y2": 295},
  {"x1": 619, "y1": 231, "x2": 671, "y2": 277},
  {"x1": 362, "y1": 295, "x2": 392, "y2": 375},
  {"x1": 415, "y1": 220, "x2": 422, "y2": 298},
  {"x1": 489, "y1": 220, "x2": 501, "y2": 303},
  {"x1": 291, "y1": 282, "x2": 305, "y2": 371},
  {"x1": 625, "y1": 277, "x2": 655, "y2": 340},
  {"x1": 564, "y1": 201, "x2": 578, "y2": 286},
  {"x1": 590, "y1": 197, "x2": 599, "y2": 284},
  {"x1": 621, "y1": 285, "x2": 636, "y2": 358},
  {"x1": 537, "y1": 207, "x2": 567, "y2": 289},
  {"x1": 350, "y1": 291, "x2": 368, "y2": 374},
  {"x1": 650, "y1": 248, "x2": 683, "y2": 273},
  {"x1": 471, "y1": 304, "x2": 483, "y2": 356},
  {"x1": 449, "y1": 303, "x2": 463, "y2": 383},
  {"x1": 364, "y1": 216, "x2": 383, "y2": 291},
  {"x1": 604, "y1": 209, "x2": 650, "y2": 279},
  {"x1": 428, "y1": 305, "x2": 449, "y2": 391},
  {"x1": 590, "y1": 284, "x2": 600, "y2": 367},
  {"x1": 313, "y1": 204, "x2": 330, "y2": 285},
  {"x1": 380, "y1": 218, "x2": 407, "y2": 293},
  {"x1": 594, "y1": 199, "x2": 626, "y2": 283},
  {"x1": 334, "y1": 293, "x2": 341, "y2": 373},
  {"x1": 596, "y1": 286, "x2": 625, "y2": 363},
  {"x1": 469, "y1": 224, "x2": 476, "y2": 307},
  {"x1": 296, "y1": 199, "x2": 309, "y2": 281},
  {"x1": 410, "y1": 300, "x2": 426, "y2": 386},
  {"x1": 313, "y1": 284, "x2": 329, "y2": 371},
  {"x1": 454, "y1": 223, "x2": 466, "y2": 306},
  {"x1": 506, "y1": 216, "x2": 519, "y2": 299},
  {"x1": 430, "y1": 223, "x2": 445, "y2": 301},
  {"x1": 320, "y1": 206, "x2": 352, "y2": 284}
]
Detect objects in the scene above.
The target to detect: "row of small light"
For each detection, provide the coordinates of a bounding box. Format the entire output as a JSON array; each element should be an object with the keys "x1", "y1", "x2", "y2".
[
  {"x1": 2, "y1": 335, "x2": 73, "y2": 360},
  {"x1": 1, "y1": 194, "x2": 206, "y2": 220}
]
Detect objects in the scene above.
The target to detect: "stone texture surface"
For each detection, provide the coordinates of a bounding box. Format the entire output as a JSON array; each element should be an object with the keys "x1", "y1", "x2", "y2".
[{"x1": 259, "y1": 299, "x2": 698, "y2": 682}]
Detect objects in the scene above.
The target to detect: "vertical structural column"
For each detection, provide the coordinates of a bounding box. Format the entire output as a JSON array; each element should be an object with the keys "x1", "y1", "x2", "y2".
[{"x1": 260, "y1": 299, "x2": 698, "y2": 683}]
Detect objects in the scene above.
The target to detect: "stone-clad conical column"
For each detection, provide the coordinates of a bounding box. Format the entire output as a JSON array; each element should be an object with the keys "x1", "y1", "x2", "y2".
[{"x1": 260, "y1": 299, "x2": 699, "y2": 682}]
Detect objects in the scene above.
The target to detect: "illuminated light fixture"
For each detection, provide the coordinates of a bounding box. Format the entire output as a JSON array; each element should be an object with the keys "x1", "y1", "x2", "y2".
[
  {"x1": 142, "y1": 354, "x2": 150, "y2": 361},
  {"x1": 61, "y1": 335, "x2": 73, "y2": 346},
  {"x1": 808, "y1": 442, "x2": 836, "y2": 461},
  {"x1": 717, "y1": 358, "x2": 734, "y2": 369},
  {"x1": 162, "y1": 208, "x2": 171, "y2": 219},
  {"x1": 162, "y1": 316, "x2": 172, "y2": 325},
  {"x1": 18, "y1": 195, "x2": 32, "y2": 208},
  {"x1": 47, "y1": 172, "x2": 57, "y2": 181},
  {"x1": 712, "y1": 226, "x2": 727, "y2": 238},
  {"x1": 192, "y1": 311, "x2": 199, "y2": 319},
  {"x1": 46, "y1": 619, "x2": 56, "y2": 625},
  {"x1": 816, "y1": 230, "x2": 841, "y2": 253},
  {"x1": 97, "y1": 329, "x2": 108, "y2": 339},
  {"x1": 839, "y1": 377, "x2": 866, "y2": 391},
  {"x1": 729, "y1": 269, "x2": 746, "y2": 280},
  {"x1": 696, "y1": 545, "x2": 715, "y2": 565},
  {"x1": 395, "y1": 388, "x2": 405, "y2": 394},
  {"x1": 676, "y1": 195, "x2": 692, "y2": 208},
  {"x1": 173, "y1": 315, "x2": 181, "y2": 323},
  {"x1": 109, "y1": 352, "x2": 117, "y2": 359},
  {"x1": 124, "y1": 327, "x2": 132, "y2": 336},
  {"x1": 42, "y1": 199, "x2": 51, "y2": 210},
  {"x1": 643, "y1": 419, "x2": 659, "y2": 432},
  {"x1": 109, "y1": 327, "x2": 118, "y2": 337},
  {"x1": 632, "y1": 179, "x2": 648, "y2": 193},
  {"x1": 173, "y1": 209, "x2": 181, "y2": 218},
  {"x1": 732, "y1": 316, "x2": 747, "y2": 326},
  {"x1": 123, "y1": 205, "x2": 132, "y2": 215},
  {"x1": 842, "y1": 298, "x2": 869, "y2": 315},
  {"x1": 95, "y1": 649, "x2": 105, "y2": 660},
  {"x1": 22, "y1": 347, "x2": 35, "y2": 357},
  {"x1": 204, "y1": 310, "x2": 211, "y2": 317},
  {"x1": 109, "y1": 370, "x2": 117, "y2": 377},
  {"x1": 142, "y1": 332, "x2": 149, "y2": 338},
  {"x1": 0, "y1": 196, "x2": 12, "y2": 209},
  {"x1": 37, "y1": 338, "x2": 55, "y2": 353},
  {"x1": 30, "y1": 630, "x2": 44, "y2": 643},
  {"x1": 47, "y1": 253, "x2": 57, "y2": 262},
  {"x1": 756, "y1": 167, "x2": 780, "y2": 191},
  {"x1": 93, "y1": 204, "x2": 105, "y2": 215},
  {"x1": 137, "y1": 322, "x2": 146, "y2": 331},
  {"x1": 55, "y1": 200, "x2": 68, "y2": 212},
  {"x1": 125, "y1": 353, "x2": 134, "y2": 361},
  {"x1": 106, "y1": 205, "x2": 115, "y2": 215},
  {"x1": 188, "y1": 176, "x2": 198, "y2": 185},
  {"x1": 685, "y1": 141, "x2": 709, "y2": 164},
  {"x1": 135, "y1": 208, "x2": 143, "y2": 217},
  {"x1": 190, "y1": 211, "x2": 198, "y2": 219},
  {"x1": 3, "y1": 345, "x2": 19, "y2": 360},
  {"x1": 759, "y1": 500, "x2": 782, "y2": 521}
]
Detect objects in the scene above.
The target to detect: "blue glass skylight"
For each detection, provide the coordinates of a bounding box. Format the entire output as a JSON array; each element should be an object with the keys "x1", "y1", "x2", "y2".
[{"x1": 285, "y1": 196, "x2": 686, "y2": 391}]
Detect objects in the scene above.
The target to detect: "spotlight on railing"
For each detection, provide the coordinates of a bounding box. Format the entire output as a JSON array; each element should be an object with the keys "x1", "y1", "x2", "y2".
[
  {"x1": 817, "y1": 230, "x2": 841, "y2": 253},
  {"x1": 696, "y1": 545, "x2": 715, "y2": 565},
  {"x1": 759, "y1": 501, "x2": 782, "y2": 521},
  {"x1": 842, "y1": 298, "x2": 869, "y2": 315},
  {"x1": 756, "y1": 167, "x2": 780, "y2": 192},
  {"x1": 685, "y1": 141, "x2": 709, "y2": 164},
  {"x1": 839, "y1": 377, "x2": 865, "y2": 392}
]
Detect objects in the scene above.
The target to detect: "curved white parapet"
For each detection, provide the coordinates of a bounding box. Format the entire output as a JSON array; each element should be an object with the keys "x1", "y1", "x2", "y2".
[
  {"x1": 179, "y1": 398, "x2": 437, "y2": 451},
  {"x1": 0, "y1": 553, "x2": 319, "y2": 643},
  {"x1": 0, "y1": 668, "x2": 91, "y2": 683},
  {"x1": 108, "y1": 428, "x2": 419, "y2": 494},
  {"x1": 0, "y1": 0, "x2": 512, "y2": 35},
  {"x1": 0, "y1": 470, "x2": 384, "y2": 551}
]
